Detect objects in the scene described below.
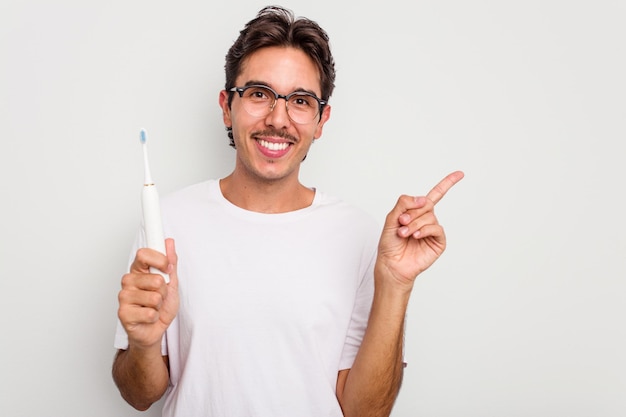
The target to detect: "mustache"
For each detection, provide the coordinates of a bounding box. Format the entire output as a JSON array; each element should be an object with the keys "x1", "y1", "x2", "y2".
[{"x1": 251, "y1": 129, "x2": 298, "y2": 143}]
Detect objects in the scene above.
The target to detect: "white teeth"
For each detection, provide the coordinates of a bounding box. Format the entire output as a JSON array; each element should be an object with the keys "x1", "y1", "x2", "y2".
[{"x1": 259, "y1": 139, "x2": 289, "y2": 151}]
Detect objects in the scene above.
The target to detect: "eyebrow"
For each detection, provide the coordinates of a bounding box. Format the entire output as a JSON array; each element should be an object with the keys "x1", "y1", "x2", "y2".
[{"x1": 243, "y1": 80, "x2": 321, "y2": 98}]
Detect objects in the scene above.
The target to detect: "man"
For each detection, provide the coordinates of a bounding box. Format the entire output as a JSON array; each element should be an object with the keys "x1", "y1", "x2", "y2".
[{"x1": 113, "y1": 6, "x2": 463, "y2": 417}]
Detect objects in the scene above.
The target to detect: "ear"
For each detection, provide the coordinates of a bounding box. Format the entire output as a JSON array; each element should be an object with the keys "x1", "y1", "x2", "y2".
[
  {"x1": 313, "y1": 104, "x2": 331, "y2": 140},
  {"x1": 219, "y1": 90, "x2": 232, "y2": 128}
]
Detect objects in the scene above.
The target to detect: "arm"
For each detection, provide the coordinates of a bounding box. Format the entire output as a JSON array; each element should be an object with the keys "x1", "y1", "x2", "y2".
[
  {"x1": 112, "y1": 350, "x2": 170, "y2": 411},
  {"x1": 112, "y1": 238, "x2": 179, "y2": 410},
  {"x1": 337, "y1": 171, "x2": 464, "y2": 417},
  {"x1": 336, "y1": 281, "x2": 408, "y2": 417}
]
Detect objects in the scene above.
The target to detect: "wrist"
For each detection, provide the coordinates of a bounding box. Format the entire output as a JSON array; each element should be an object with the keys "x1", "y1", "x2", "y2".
[
  {"x1": 127, "y1": 339, "x2": 164, "y2": 360},
  {"x1": 374, "y1": 263, "x2": 415, "y2": 297}
]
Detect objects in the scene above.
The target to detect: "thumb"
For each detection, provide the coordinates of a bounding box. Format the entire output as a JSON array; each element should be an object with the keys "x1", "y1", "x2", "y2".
[
  {"x1": 165, "y1": 238, "x2": 179, "y2": 289},
  {"x1": 384, "y1": 195, "x2": 427, "y2": 228}
]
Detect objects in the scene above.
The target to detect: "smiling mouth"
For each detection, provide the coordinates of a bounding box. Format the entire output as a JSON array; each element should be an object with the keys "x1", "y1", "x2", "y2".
[{"x1": 257, "y1": 139, "x2": 290, "y2": 151}]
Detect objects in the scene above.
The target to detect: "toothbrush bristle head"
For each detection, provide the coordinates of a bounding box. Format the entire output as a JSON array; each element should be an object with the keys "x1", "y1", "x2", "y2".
[{"x1": 140, "y1": 129, "x2": 147, "y2": 144}]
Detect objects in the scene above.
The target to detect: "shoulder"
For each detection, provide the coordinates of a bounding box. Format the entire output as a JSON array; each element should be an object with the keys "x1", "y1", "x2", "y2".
[
  {"x1": 159, "y1": 179, "x2": 223, "y2": 210},
  {"x1": 161, "y1": 179, "x2": 216, "y2": 204},
  {"x1": 314, "y1": 190, "x2": 378, "y2": 227},
  {"x1": 313, "y1": 190, "x2": 376, "y2": 219},
  {"x1": 158, "y1": 179, "x2": 223, "y2": 222}
]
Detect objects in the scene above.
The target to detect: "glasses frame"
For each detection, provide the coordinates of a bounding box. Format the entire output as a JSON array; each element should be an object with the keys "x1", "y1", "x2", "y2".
[{"x1": 229, "y1": 85, "x2": 327, "y2": 124}]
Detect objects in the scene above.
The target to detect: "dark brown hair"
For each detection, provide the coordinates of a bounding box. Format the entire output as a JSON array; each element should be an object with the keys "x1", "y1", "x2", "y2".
[{"x1": 224, "y1": 6, "x2": 336, "y2": 146}]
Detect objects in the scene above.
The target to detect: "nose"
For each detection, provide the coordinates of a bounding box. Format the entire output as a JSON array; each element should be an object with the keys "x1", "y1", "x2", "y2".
[{"x1": 265, "y1": 97, "x2": 291, "y2": 128}]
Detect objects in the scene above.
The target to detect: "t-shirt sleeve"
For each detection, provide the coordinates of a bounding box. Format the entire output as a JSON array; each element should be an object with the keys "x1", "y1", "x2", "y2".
[{"x1": 338, "y1": 249, "x2": 376, "y2": 370}]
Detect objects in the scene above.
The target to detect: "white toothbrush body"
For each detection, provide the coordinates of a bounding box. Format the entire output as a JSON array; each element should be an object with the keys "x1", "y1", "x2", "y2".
[{"x1": 140, "y1": 129, "x2": 170, "y2": 283}]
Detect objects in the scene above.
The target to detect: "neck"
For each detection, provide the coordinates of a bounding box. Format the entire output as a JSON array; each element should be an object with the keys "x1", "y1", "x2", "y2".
[{"x1": 219, "y1": 172, "x2": 314, "y2": 214}]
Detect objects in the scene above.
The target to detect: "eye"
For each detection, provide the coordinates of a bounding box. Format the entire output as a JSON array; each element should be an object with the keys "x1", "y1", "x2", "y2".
[
  {"x1": 289, "y1": 94, "x2": 315, "y2": 109},
  {"x1": 245, "y1": 87, "x2": 272, "y2": 101}
]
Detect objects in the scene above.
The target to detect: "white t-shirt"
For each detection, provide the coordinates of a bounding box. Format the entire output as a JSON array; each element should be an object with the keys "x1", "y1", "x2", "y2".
[{"x1": 115, "y1": 180, "x2": 379, "y2": 417}]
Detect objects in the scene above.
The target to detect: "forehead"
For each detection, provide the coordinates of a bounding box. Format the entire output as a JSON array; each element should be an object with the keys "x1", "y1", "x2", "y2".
[{"x1": 237, "y1": 46, "x2": 322, "y2": 95}]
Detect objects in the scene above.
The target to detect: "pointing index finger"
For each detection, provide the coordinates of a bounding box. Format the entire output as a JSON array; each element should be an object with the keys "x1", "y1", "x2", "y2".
[{"x1": 426, "y1": 171, "x2": 465, "y2": 204}]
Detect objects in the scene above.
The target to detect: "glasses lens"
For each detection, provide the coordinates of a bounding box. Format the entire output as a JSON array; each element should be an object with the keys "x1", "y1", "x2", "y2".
[
  {"x1": 239, "y1": 86, "x2": 321, "y2": 124},
  {"x1": 241, "y1": 86, "x2": 274, "y2": 118},
  {"x1": 286, "y1": 94, "x2": 320, "y2": 124}
]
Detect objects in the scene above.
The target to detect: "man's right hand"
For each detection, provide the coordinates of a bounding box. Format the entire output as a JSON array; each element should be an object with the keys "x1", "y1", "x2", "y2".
[{"x1": 118, "y1": 238, "x2": 179, "y2": 350}]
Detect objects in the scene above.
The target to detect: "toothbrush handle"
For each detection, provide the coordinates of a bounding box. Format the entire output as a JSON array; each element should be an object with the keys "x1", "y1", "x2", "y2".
[{"x1": 142, "y1": 185, "x2": 170, "y2": 283}]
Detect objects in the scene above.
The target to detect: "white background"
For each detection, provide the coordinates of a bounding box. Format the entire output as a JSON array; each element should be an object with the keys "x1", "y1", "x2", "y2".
[{"x1": 1, "y1": 1, "x2": 625, "y2": 416}]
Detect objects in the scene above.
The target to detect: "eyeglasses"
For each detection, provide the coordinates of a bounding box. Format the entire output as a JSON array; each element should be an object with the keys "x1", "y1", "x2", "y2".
[{"x1": 229, "y1": 85, "x2": 327, "y2": 124}]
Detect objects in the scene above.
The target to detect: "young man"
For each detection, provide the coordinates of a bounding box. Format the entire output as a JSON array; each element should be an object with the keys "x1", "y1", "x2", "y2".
[{"x1": 113, "y1": 6, "x2": 463, "y2": 417}]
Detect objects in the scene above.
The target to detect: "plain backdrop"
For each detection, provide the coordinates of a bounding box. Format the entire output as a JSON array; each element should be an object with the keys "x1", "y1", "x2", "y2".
[{"x1": 1, "y1": 0, "x2": 625, "y2": 416}]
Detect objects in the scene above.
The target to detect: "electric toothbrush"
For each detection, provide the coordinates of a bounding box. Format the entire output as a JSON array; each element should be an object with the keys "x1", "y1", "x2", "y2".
[{"x1": 140, "y1": 128, "x2": 169, "y2": 283}]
